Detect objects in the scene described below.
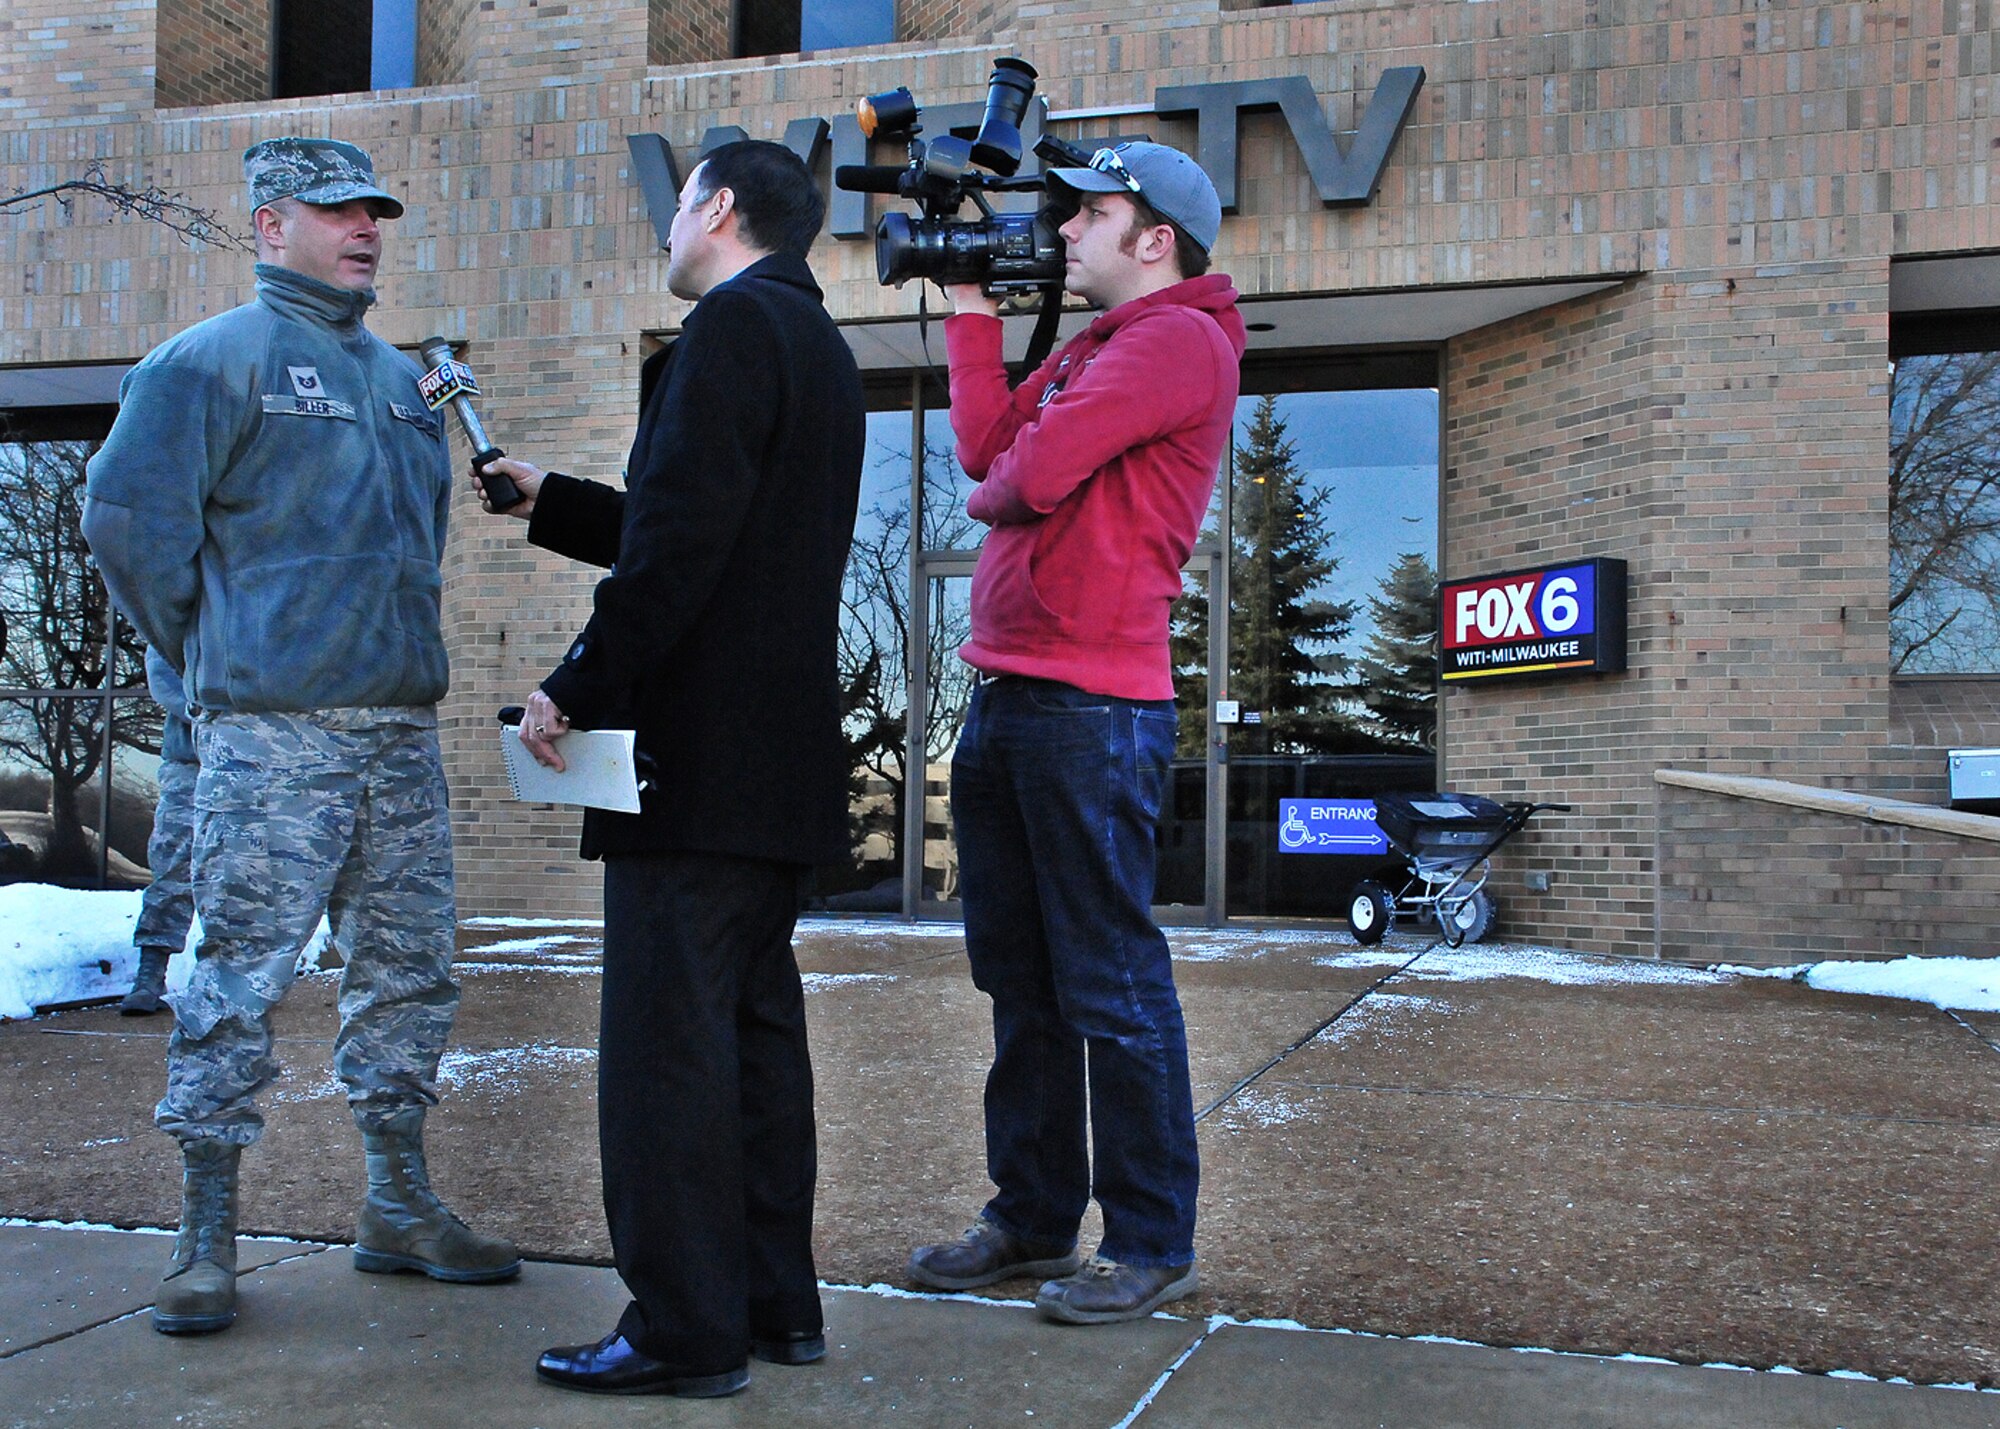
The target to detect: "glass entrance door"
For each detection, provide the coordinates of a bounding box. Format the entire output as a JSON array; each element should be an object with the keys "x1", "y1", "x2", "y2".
[
  {"x1": 911, "y1": 557, "x2": 1218, "y2": 922},
  {"x1": 1207, "y1": 379, "x2": 1443, "y2": 919}
]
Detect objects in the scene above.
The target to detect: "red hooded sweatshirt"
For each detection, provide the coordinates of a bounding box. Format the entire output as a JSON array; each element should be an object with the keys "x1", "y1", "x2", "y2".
[{"x1": 946, "y1": 273, "x2": 1247, "y2": 700}]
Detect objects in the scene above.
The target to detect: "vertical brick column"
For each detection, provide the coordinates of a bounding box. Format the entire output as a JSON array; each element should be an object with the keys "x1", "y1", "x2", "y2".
[{"x1": 155, "y1": 0, "x2": 273, "y2": 109}]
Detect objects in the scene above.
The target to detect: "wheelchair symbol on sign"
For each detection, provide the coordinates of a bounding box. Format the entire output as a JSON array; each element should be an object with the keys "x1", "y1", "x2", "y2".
[{"x1": 1279, "y1": 811, "x2": 1312, "y2": 849}]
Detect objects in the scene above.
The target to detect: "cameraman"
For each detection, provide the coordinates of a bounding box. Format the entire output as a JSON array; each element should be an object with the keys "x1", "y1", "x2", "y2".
[{"x1": 908, "y1": 142, "x2": 1245, "y2": 1324}]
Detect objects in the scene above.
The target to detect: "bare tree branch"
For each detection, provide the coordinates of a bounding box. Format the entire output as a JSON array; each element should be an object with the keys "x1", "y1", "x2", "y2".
[{"x1": 2, "y1": 161, "x2": 252, "y2": 251}]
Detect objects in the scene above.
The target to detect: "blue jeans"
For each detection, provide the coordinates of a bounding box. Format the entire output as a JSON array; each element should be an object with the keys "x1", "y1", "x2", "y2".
[{"x1": 951, "y1": 676, "x2": 1198, "y2": 1268}]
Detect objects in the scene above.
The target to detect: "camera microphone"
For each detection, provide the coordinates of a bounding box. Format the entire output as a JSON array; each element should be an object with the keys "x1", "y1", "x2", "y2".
[
  {"x1": 417, "y1": 336, "x2": 525, "y2": 512},
  {"x1": 834, "y1": 164, "x2": 910, "y2": 196}
]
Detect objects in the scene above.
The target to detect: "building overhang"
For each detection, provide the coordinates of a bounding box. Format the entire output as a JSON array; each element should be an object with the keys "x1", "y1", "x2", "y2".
[{"x1": 836, "y1": 274, "x2": 1634, "y2": 371}]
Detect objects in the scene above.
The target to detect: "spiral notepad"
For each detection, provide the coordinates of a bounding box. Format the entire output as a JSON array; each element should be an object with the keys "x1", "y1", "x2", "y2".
[{"x1": 499, "y1": 727, "x2": 643, "y2": 813}]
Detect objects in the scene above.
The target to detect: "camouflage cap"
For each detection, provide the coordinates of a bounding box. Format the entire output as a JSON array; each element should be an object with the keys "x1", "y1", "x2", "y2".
[{"x1": 243, "y1": 137, "x2": 404, "y2": 218}]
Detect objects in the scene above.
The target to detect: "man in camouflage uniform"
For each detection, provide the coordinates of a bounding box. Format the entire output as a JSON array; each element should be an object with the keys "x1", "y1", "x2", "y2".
[
  {"x1": 120, "y1": 650, "x2": 195, "y2": 1016},
  {"x1": 83, "y1": 137, "x2": 517, "y2": 1336}
]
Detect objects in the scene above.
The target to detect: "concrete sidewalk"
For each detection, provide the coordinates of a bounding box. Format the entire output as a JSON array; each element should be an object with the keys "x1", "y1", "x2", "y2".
[
  {"x1": 5, "y1": 1222, "x2": 1999, "y2": 1428},
  {"x1": 6, "y1": 919, "x2": 2000, "y2": 1425}
]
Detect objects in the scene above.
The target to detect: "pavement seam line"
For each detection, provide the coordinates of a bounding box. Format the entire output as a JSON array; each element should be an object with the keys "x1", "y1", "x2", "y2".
[
  {"x1": 1270, "y1": 1078, "x2": 2000, "y2": 1129},
  {"x1": 1195, "y1": 939, "x2": 1441, "y2": 1122},
  {"x1": 1105, "y1": 1315, "x2": 1220, "y2": 1429},
  {"x1": 1945, "y1": 1007, "x2": 2000, "y2": 1055},
  {"x1": 0, "y1": 1243, "x2": 336, "y2": 1361}
]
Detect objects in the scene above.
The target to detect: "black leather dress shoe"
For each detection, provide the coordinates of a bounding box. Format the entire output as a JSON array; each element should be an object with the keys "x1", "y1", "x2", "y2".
[
  {"x1": 750, "y1": 1328, "x2": 826, "y2": 1365},
  {"x1": 535, "y1": 1331, "x2": 749, "y2": 1397}
]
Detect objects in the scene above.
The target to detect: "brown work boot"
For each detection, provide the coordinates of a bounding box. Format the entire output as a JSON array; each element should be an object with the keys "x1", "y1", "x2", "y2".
[
  {"x1": 153, "y1": 1139, "x2": 241, "y2": 1334},
  {"x1": 907, "y1": 1218, "x2": 1080, "y2": 1291},
  {"x1": 353, "y1": 1111, "x2": 520, "y2": 1283},
  {"x1": 1034, "y1": 1255, "x2": 1198, "y2": 1324}
]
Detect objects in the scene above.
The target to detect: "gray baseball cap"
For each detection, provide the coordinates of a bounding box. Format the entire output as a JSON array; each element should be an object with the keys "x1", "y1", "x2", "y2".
[
  {"x1": 1048, "y1": 141, "x2": 1222, "y2": 255},
  {"x1": 244, "y1": 137, "x2": 404, "y2": 218}
]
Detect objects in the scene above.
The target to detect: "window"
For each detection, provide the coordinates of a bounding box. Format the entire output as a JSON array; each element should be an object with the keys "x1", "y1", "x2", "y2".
[
  {"x1": 0, "y1": 415, "x2": 166, "y2": 890},
  {"x1": 1889, "y1": 312, "x2": 2000, "y2": 675},
  {"x1": 736, "y1": 0, "x2": 894, "y2": 59},
  {"x1": 1169, "y1": 353, "x2": 1443, "y2": 919},
  {"x1": 274, "y1": 0, "x2": 418, "y2": 100}
]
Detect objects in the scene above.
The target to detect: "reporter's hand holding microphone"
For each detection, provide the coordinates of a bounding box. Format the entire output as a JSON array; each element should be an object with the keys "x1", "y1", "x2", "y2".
[
  {"x1": 470, "y1": 455, "x2": 545, "y2": 519},
  {"x1": 417, "y1": 336, "x2": 566, "y2": 759},
  {"x1": 415, "y1": 335, "x2": 544, "y2": 517}
]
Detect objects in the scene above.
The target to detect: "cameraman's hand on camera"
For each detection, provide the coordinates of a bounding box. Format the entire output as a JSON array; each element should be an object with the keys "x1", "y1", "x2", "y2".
[
  {"x1": 471, "y1": 457, "x2": 544, "y2": 519},
  {"x1": 942, "y1": 282, "x2": 1001, "y2": 319}
]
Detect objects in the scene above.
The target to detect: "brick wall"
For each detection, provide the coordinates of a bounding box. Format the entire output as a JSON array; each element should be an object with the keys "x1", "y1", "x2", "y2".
[
  {"x1": 4, "y1": 0, "x2": 1997, "y2": 932},
  {"x1": 417, "y1": 0, "x2": 482, "y2": 87},
  {"x1": 1443, "y1": 283, "x2": 1666, "y2": 957},
  {"x1": 900, "y1": 0, "x2": 1018, "y2": 45},
  {"x1": 0, "y1": 4, "x2": 156, "y2": 126},
  {"x1": 155, "y1": 0, "x2": 272, "y2": 109},
  {"x1": 1658, "y1": 784, "x2": 2000, "y2": 965},
  {"x1": 650, "y1": 0, "x2": 730, "y2": 67}
]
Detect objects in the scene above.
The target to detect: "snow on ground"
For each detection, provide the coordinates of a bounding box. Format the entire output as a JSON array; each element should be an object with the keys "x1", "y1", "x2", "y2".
[
  {"x1": 6, "y1": 884, "x2": 2000, "y2": 1020},
  {"x1": 0, "y1": 883, "x2": 330, "y2": 1020},
  {"x1": 0, "y1": 885, "x2": 146, "y2": 1018},
  {"x1": 1722, "y1": 955, "x2": 2000, "y2": 1012},
  {"x1": 1320, "y1": 940, "x2": 1735, "y2": 989}
]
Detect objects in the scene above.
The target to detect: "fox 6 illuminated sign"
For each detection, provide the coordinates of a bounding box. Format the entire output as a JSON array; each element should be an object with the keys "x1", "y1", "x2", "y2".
[{"x1": 1439, "y1": 557, "x2": 1627, "y2": 682}]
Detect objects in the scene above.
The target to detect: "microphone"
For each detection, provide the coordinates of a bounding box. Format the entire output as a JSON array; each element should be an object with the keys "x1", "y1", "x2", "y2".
[
  {"x1": 417, "y1": 336, "x2": 525, "y2": 512},
  {"x1": 834, "y1": 164, "x2": 911, "y2": 196}
]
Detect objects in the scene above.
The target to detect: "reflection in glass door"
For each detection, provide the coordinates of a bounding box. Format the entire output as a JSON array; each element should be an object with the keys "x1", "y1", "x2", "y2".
[
  {"x1": 910, "y1": 563, "x2": 976, "y2": 914},
  {"x1": 1201, "y1": 383, "x2": 1442, "y2": 919}
]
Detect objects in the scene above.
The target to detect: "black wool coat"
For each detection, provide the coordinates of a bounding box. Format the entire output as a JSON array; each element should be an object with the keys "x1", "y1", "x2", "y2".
[{"x1": 531, "y1": 252, "x2": 865, "y2": 866}]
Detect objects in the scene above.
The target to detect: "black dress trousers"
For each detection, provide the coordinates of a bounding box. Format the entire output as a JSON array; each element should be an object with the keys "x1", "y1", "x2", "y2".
[{"x1": 600, "y1": 849, "x2": 820, "y2": 1373}]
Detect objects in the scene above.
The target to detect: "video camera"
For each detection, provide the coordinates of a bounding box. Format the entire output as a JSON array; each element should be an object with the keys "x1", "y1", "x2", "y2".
[{"x1": 833, "y1": 58, "x2": 1096, "y2": 296}]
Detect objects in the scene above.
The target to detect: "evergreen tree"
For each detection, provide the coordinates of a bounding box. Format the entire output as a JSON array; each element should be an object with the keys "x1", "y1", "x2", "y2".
[
  {"x1": 1171, "y1": 395, "x2": 1364, "y2": 755},
  {"x1": 1353, "y1": 551, "x2": 1438, "y2": 750},
  {"x1": 1229, "y1": 395, "x2": 1358, "y2": 753}
]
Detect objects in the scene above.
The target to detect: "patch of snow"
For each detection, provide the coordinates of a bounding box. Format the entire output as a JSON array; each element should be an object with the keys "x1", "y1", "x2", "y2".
[
  {"x1": 438, "y1": 1044, "x2": 595, "y2": 1095},
  {"x1": 1332, "y1": 942, "x2": 1734, "y2": 989},
  {"x1": 451, "y1": 961, "x2": 603, "y2": 976},
  {"x1": 802, "y1": 972, "x2": 894, "y2": 992},
  {"x1": 0, "y1": 885, "x2": 143, "y2": 1017},
  {"x1": 1719, "y1": 956, "x2": 2000, "y2": 1012},
  {"x1": 795, "y1": 917, "x2": 967, "y2": 939},
  {"x1": 274, "y1": 1042, "x2": 598, "y2": 1105},
  {"x1": 1171, "y1": 927, "x2": 1363, "y2": 962},
  {"x1": 460, "y1": 917, "x2": 603, "y2": 930},
  {"x1": 1311, "y1": 991, "x2": 1449, "y2": 1046},
  {"x1": 0, "y1": 883, "x2": 334, "y2": 1020},
  {"x1": 456, "y1": 935, "x2": 599, "y2": 957}
]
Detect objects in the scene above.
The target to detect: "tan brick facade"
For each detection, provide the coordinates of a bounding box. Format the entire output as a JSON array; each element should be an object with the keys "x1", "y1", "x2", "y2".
[
  {"x1": 900, "y1": 0, "x2": 1018, "y2": 46},
  {"x1": 155, "y1": 0, "x2": 273, "y2": 109},
  {"x1": 418, "y1": 0, "x2": 482, "y2": 88},
  {"x1": 4, "y1": 1, "x2": 1996, "y2": 945},
  {"x1": 650, "y1": 0, "x2": 730, "y2": 67}
]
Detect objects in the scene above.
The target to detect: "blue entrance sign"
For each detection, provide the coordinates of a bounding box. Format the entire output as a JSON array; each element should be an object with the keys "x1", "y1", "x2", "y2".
[{"x1": 1276, "y1": 799, "x2": 1388, "y2": 855}]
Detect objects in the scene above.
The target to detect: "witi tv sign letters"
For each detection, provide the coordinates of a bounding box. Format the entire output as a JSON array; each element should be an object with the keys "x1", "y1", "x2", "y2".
[
  {"x1": 1439, "y1": 558, "x2": 1627, "y2": 682},
  {"x1": 628, "y1": 67, "x2": 1426, "y2": 245}
]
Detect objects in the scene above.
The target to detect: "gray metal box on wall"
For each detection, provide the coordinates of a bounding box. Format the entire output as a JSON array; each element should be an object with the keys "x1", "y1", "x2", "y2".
[{"x1": 1947, "y1": 749, "x2": 2000, "y2": 815}]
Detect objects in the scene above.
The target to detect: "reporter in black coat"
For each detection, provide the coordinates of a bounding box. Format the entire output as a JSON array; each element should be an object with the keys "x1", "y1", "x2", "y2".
[{"x1": 475, "y1": 141, "x2": 864, "y2": 1399}]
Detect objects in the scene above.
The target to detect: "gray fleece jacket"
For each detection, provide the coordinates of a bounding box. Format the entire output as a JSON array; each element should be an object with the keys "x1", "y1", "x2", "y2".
[{"x1": 83, "y1": 264, "x2": 453, "y2": 715}]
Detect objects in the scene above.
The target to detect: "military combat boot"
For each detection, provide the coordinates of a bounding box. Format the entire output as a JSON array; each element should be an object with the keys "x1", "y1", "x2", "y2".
[
  {"x1": 353, "y1": 1110, "x2": 521, "y2": 1283},
  {"x1": 119, "y1": 947, "x2": 172, "y2": 1016},
  {"x1": 153, "y1": 1139, "x2": 241, "y2": 1334}
]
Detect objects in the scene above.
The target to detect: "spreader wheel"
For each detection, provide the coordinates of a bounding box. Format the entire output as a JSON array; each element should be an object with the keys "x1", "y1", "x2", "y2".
[
  {"x1": 1439, "y1": 888, "x2": 1496, "y2": 946},
  {"x1": 1347, "y1": 881, "x2": 1394, "y2": 945}
]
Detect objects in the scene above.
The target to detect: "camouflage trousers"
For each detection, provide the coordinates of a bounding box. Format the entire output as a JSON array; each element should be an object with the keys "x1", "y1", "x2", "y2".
[
  {"x1": 156, "y1": 709, "x2": 459, "y2": 1147},
  {"x1": 132, "y1": 719, "x2": 196, "y2": 955}
]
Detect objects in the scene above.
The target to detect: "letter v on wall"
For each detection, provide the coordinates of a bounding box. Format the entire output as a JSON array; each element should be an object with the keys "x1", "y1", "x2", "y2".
[
  {"x1": 1154, "y1": 68, "x2": 1425, "y2": 213},
  {"x1": 627, "y1": 118, "x2": 832, "y2": 249}
]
